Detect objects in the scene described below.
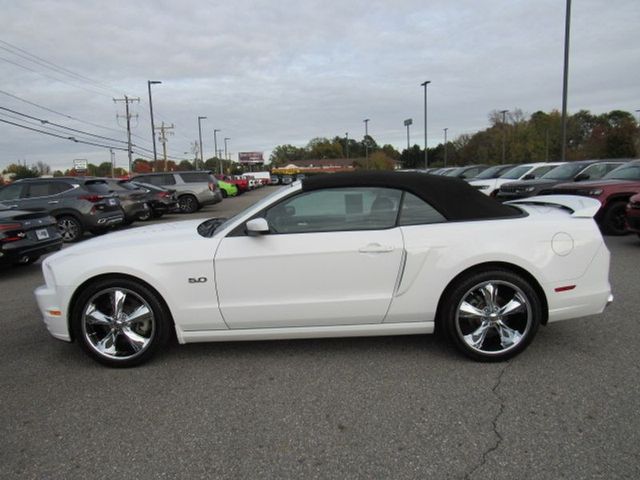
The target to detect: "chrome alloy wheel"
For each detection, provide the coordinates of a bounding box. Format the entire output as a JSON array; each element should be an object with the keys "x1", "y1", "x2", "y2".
[
  {"x1": 455, "y1": 280, "x2": 532, "y2": 356},
  {"x1": 81, "y1": 288, "x2": 155, "y2": 361}
]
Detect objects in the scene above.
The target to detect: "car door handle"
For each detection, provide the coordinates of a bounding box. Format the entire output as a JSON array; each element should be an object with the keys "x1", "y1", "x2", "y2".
[
  {"x1": 359, "y1": 243, "x2": 394, "y2": 253},
  {"x1": 48, "y1": 201, "x2": 59, "y2": 204}
]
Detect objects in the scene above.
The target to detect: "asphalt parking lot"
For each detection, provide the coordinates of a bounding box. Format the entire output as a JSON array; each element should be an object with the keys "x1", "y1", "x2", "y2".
[{"x1": 1, "y1": 186, "x2": 639, "y2": 479}]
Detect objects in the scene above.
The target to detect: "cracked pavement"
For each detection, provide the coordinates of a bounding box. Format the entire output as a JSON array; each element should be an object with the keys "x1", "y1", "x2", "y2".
[{"x1": 1, "y1": 189, "x2": 639, "y2": 479}]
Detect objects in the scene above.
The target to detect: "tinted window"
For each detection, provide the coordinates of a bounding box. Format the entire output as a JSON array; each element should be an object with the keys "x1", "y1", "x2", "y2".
[
  {"x1": 580, "y1": 163, "x2": 614, "y2": 180},
  {"x1": 84, "y1": 181, "x2": 112, "y2": 194},
  {"x1": 25, "y1": 182, "x2": 54, "y2": 198},
  {"x1": 529, "y1": 165, "x2": 557, "y2": 178},
  {"x1": 603, "y1": 164, "x2": 640, "y2": 180},
  {"x1": 179, "y1": 172, "x2": 213, "y2": 183},
  {"x1": 0, "y1": 184, "x2": 25, "y2": 201},
  {"x1": 136, "y1": 174, "x2": 176, "y2": 186},
  {"x1": 475, "y1": 165, "x2": 510, "y2": 180},
  {"x1": 399, "y1": 192, "x2": 446, "y2": 225},
  {"x1": 541, "y1": 163, "x2": 589, "y2": 180},
  {"x1": 499, "y1": 165, "x2": 531, "y2": 179},
  {"x1": 265, "y1": 187, "x2": 402, "y2": 234}
]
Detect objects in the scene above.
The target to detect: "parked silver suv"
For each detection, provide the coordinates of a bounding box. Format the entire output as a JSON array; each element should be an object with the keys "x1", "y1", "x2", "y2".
[
  {"x1": 133, "y1": 171, "x2": 223, "y2": 213},
  {"x1": 0, "y1": 177, "x2": 124, "y2": 242}
]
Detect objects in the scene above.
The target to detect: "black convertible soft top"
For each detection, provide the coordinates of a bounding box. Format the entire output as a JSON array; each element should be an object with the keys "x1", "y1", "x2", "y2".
[{"x1": 302, "y1": 171, "x2": 520, "y2": 221}]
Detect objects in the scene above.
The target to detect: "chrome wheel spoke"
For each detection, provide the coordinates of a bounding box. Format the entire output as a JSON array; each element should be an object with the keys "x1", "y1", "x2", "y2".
[
  {"x1": 125, "y1": 304, "x2": 151, "y2": 325},
  {"x1": 463, "y1": 321, "x2": 491, "y2": 350},
  {"x1": 111, "y1": 290, "x2": 127, "y2": 318},
  {"x1": 85, "y1": 304, "x2": 112, "y2": 326},
  {"x1": 499, "y1": 294, "x2": 525, "y2": 317},
  {"x1": 480, "y1": 283, "x2": 498, "y2": 310},
  {"x1": 95, "y1": 331, "x2": 118, "y2": 356},
  {"x1": 121, "y1": 327, "x2": 148, "y2": 353},
  {"x1": 496, "y1": 320, "x2": 523, "y2": 349},
  {"x1": 459, "y1": 301, "x2": 485, "y2": 319}
]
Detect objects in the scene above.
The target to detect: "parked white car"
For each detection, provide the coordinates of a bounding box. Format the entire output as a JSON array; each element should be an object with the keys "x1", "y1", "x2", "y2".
[
  {"x1": 35, "y1": 172, "x2": 612, "y2": 367},
  {"x1": 469, "y1": 162, "x2": 565, "y2": 196}
]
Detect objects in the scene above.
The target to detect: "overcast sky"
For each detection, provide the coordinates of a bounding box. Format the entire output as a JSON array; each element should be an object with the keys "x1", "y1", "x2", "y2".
[{"x1": 1, "y1": 0, "x2": 638, "y2": 173}]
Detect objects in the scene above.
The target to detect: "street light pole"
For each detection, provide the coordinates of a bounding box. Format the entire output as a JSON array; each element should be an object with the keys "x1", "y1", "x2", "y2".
[
  {"x1": 560, "y1": 0, "x2": 572, "y2": 162},
  {"x1": 224, "y1": 137, "x2": 230, "y2": 162},
  {"x1": 214, "y1": 129, "x2": 221, "y2": 174},
  {"x1": 345, "y1": 132, "x2": 349, "y2": 159},
  {"x1": 197, "y1": 116, "x2": 207, "y2": 170},
  {"x1": 421, "y1": 80, "x2": 431, "y2": 168},
  {"x1": 147, "y1": 80, "x2": 162, "y2": 168},
  {"x1": 404, "y1": 118, "x2": 413, "y2": 150},
  {"x1": 443, "y1": 128, "x2": 448, "y2": 167},
  {"x1": 500, "y1": 109, "x2": 509, "y2": 164},
  {"x1": 363, "y1": 118, "x2": 370, "y2": 168}
]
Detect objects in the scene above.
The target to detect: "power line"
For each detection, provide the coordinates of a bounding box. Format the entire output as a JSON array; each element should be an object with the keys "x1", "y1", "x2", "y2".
[
  {"x1": 0, "y1": 89, "x2": 124, "y2": 134},
  {"x1": 0, "y1": 40, "x2": 122, "y2": 96},
  {"x1": 0, "y1": 106, "x2": 129, "y2": 145}
]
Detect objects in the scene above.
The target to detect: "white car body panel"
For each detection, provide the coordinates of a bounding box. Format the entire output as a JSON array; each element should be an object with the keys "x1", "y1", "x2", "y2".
[
  {"x1": 35, "y1": 182, "x2": 611, "y2": 348},
  {"x1": 469, "y1": 162, "x2": 565, "y2": 195}
]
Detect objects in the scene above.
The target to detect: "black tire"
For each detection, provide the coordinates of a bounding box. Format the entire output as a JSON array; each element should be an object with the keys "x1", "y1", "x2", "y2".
[
  {"x1": 601, "y1": 201, "x2": 628, "y2": 236},
  {"x1": 440, "y1": 269, "x2": 541, "y2": 361},
  {"x1": 221, "y1": 189, "x2": 228, "y2": 198},
  {"x1": 178, "y1": 194, "x2": 199, "y2": 214},
  {"x1": 71, "y1": 277, "x2": 171, "y2": 367},
  {"x1": 151, "y1": 211, "x2": 164, "y2": 219},
  {"x1": 138, "y1": 208, "x2": 152, "y2": 222},
  {"x1": 57, "y1": 215, "x2": 83, "y2": 243}
]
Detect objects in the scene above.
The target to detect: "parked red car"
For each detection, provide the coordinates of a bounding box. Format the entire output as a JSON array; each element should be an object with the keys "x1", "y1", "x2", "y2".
[
  {"x1": 215, "y1": 175, "x2": 248, "y2": 194},
  {"x1": 543, "y1": 160, "x2": 640, "y2": 235},
  {"x1": 626, "y1": 192, "x2": 640, "y2": 239}
]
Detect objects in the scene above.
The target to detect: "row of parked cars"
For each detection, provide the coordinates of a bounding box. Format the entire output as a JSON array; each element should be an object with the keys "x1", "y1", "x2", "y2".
[
  {"x1": 427, "y1": 159, "x2": 640, "y2": 236},
  {"x1": 0, "y1": 170, "x2": 245, "y2": 266}
]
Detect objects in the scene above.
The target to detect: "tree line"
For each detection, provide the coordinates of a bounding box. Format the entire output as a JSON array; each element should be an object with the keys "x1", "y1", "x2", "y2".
[{"x1": 269, "y1": 109, "x2": 639, "y2": 169}]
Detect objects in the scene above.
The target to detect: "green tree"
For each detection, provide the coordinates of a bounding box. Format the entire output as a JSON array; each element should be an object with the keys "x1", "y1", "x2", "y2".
[{"x1": 2, "y1": 163, "x2": 39, "y2": 180}]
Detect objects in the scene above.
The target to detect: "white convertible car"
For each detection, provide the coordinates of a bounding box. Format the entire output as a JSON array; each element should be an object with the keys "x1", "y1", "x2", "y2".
[{"x1": 35, "y1": 172, "x2": 612, "y2": 367}]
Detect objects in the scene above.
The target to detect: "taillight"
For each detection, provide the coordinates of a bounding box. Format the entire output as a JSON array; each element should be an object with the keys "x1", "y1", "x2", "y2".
[
  {"x1": 0, "y1": 223, "x2": 24, "y2": 243},
  {"x1": 159, "y1": 191, "x2": 169, "y2": 198},
  {"x1": 0, "y1": 223, "x2": 22, "y2": 232},
  {"x1": 79, "y1": 195, "x2": 105, "y2": 203}
]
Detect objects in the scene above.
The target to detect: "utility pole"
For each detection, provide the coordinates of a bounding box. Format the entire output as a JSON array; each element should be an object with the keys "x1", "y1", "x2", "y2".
[
  {"x1": 345, "y1": 132, "x2": 349, "y2": 159},
  {"x1": 110, "y1": 148, "x2": 115, "y2": 177},
  {"x1": 443, "y1": 128, "x2": 448, "y2": 167},
  {"x1": 155, "y1": 122, "x2": 175, "y2": 172},
  {"x1": 404, "y1": 119, "x2": 413, "y2": 150},
  {"x1": 421, "y1": 80, "x2": 431, "y2": 168},
  {"x1": 214, "y1": 129, "x2": 221, "y2": 174},
  {"x1": 363, "y1": 119, "x2": 370, "y2": 168},
  {"x1": 147, "y1": 80, "x2": 162, "y2": 163},
  {"x1": 197, "y1": 116, "x2": 207, "y2": 170},
  {"x1": 560, "y1": 0, "x2": 571, "y2": 162},
  {"x1": 224, "y1": 137, "x2": 230, "y2": 162},
  {"x1": 500, "y1": 109, "x2": 509, "y2": 164},
  {"x1": 114, "y1": 95, "x2": 140, "y2": 174}
]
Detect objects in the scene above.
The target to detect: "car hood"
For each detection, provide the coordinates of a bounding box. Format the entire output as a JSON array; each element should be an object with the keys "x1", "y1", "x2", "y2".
[
  {"x1": 47, "y1": 219, "x2": 205, "y2": 261},
  {"x1": 501, "y1": 179, "x2": 561, "y2": 189}
]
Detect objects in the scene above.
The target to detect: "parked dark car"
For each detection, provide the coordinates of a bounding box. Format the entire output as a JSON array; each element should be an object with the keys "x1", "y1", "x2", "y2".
[
  {"x1": 101, "y1": 178, "x2": 151, "y2": 223},
  {"x1": 467, "y1": 164, "x2": 515, "y2": 181},
  {"x1": 444, "y1": 165, "x2": 489, "y2": 179},
  {"x1": 626, "y1": 192, "x2": 640, "y2": 239},
  {"x1": 0, "y1": 202, "x2": 62, "y2": 266},
  {"x1": 0, "y1": 177, "x2": 124, "y2": 242},
  {"x1": 130, "y1": 181, "x2": 179, "y2": 218},
  {"x1": 542, "y1": 160, "x2": 640, "y2": 235},
  {"x1": 496, "y1": 160, "x2": 626, "y2": 201},
  {"x1": 134, "y1": 171, "x2": 223, "y2": 213}
]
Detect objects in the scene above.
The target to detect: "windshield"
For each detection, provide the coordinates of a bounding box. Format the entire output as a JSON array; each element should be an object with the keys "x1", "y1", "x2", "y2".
[
  {"x1": 603, "y1": 164, "x2": 640, "y2": 180},
  {"x1": 474, "y1": 165, "x2": 508, "y2": 179},
  {"x1": 199, "y1": 184, "x2": 295, "y2": 237},
  {"x1": 500, "y1": 165, "x2": 531, "y2": 179},
  {"x1": 445, "y1": 167, "x2": 465, "y2": 177},
  {"x1": 541, "y1": 163, "x2": 587, "y2": 180}
]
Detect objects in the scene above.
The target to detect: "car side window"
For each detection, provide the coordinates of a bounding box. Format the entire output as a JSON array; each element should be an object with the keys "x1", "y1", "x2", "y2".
[
  {"x1": 264, "y1": 187, "x2": 402, "y2": 234},
  {"x1": 179, "y1": 172, "x2": 211, "y2": 183},
  {"x1": 530, "y1": 165, "x2": 555, "y2": 178},
  {"x1": 0, "y1": 184, "x2": 25, "y2": 201},
  {"x1": 25, "y1": 182, "x2": 53, "y2": 198},
  {"x1": 579, "y1": 164, "x2": 608, "y2": 180},
  {"x1": 398, "y1": 192, "x2": 446, "y2": 226}
]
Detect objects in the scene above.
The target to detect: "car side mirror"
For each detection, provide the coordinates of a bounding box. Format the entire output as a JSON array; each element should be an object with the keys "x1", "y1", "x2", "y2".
[
  {"x1": 246, "y1": 218, "x2": 269, "y2": 236},
  {"x1": 522, "y1": 174, "x2": 535, "y2": 180},
  {"x1": 575, "y1": 173, "x2": 590, "y2": 181}
]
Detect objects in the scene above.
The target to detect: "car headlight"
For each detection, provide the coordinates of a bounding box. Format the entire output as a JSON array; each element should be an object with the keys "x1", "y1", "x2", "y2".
[{"x1": 587, "y1": 189, "x2": 603, "y2": 196}]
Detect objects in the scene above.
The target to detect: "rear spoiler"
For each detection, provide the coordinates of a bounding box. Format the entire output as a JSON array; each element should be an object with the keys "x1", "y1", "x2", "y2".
[{"x1": 505, "y1": 195, "x2": 601, "y2": 218}]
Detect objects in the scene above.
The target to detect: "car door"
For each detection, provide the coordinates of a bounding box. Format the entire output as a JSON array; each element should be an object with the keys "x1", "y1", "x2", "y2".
[
  {"x1": 0, "y1": 183, "x2": 26, "y2": 208},
  {"x1": 214, "y1": 187, "x2": 405, "y2": 329}
]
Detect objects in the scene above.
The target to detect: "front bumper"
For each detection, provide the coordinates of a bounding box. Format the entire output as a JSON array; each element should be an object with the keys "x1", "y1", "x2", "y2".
[{"x1": 34, "y1": 284, "x2": 71, "y2": 342}]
